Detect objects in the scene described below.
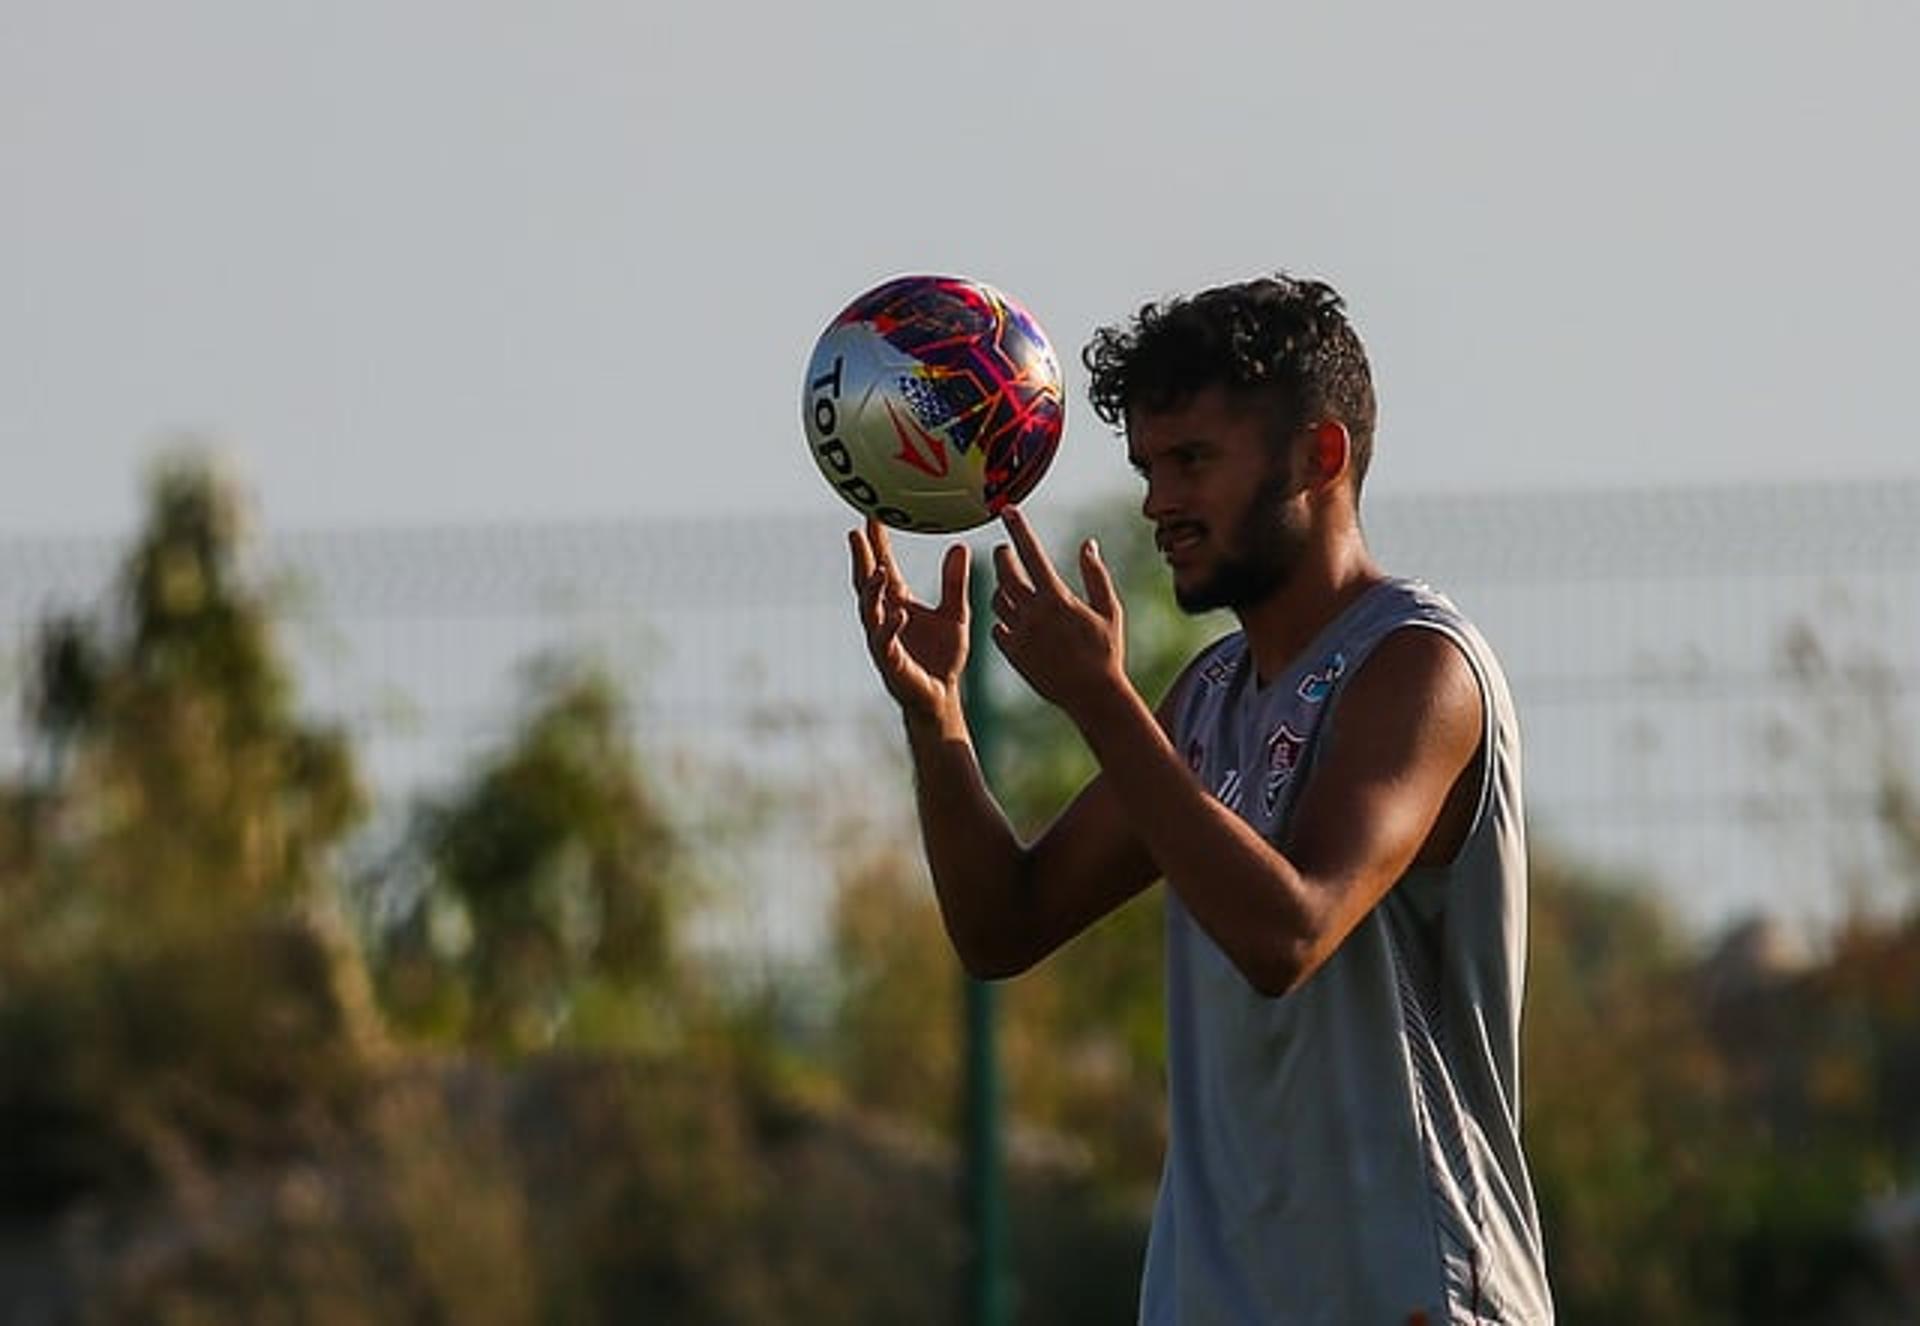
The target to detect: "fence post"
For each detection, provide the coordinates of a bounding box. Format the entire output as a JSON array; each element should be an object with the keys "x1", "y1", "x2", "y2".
[{"x1": 962, "y1": 562, "x2": 1011, "y2": 1326}]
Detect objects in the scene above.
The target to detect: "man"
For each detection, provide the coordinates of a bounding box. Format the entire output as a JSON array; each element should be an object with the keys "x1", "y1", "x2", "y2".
[{"x1": 848, "y1": 274, "x2": 1552, "y2": 1324}]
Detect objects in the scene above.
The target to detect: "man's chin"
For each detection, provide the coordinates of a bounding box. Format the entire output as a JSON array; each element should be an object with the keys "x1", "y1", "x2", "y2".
[
  {"x1": 1175, "y1": 564, "x2": 1286, "y2": 615},
  {"x1": 1173, "y1": 579, "x2": 1229, "y2": 615}
]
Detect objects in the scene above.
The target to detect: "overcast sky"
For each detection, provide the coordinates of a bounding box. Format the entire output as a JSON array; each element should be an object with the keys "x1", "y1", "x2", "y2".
[{"x1": 5, "y1": 1, "x2": 1917, "y2": 537}]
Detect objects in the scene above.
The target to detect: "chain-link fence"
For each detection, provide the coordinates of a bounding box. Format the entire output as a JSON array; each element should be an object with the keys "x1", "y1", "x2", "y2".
[{"x1": 5, "y1": 479, "x2": 1918, "y2": 953}]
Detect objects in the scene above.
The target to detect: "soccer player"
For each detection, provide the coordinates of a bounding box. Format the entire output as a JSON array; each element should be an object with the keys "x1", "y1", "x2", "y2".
[{"x1": 848, "y1": 274, "x2": 1553, "y2": 1324}]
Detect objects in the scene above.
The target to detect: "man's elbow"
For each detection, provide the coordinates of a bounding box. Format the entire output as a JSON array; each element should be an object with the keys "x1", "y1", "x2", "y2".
[
  {"x1": 1238, "y1": 934, "x2": 1318, "y2": 999},
  {"x1": 960, "y1": 950, "x2": 1031, "y2": 983},
  {"x1": 950, "y1": 928, "x2": 1040, "y2": 983}
]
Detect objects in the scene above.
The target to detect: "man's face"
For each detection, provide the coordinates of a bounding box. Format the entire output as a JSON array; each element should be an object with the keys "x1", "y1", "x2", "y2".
[{"x1": 1126, "y1": 385, "x2": 1309, "y2": 615}]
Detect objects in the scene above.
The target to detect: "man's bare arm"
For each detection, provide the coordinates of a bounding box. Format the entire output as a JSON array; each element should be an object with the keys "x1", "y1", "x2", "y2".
[
  {"x1": 988, "y1": 508, "x2": 1482, "y2": 996},
  {"x1": 851, "y1": 519, "x2": 1160, "y2": 979},
  {"x1": 1064, "y1": 629, "x2": 1480, "y2": 994}
]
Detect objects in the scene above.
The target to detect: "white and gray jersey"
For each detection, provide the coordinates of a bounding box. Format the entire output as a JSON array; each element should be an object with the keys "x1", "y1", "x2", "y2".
[{"x1": 1141, "y1": 578, "x2": 1553, "y2": 1326}]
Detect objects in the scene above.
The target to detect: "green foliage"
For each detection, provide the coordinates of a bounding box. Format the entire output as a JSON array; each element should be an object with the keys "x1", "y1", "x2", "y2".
[
  {"x1": 8, "y1": 470, "x2": 1918, "y2": 1320},
  {"x1": 1525, "y1": 855, "x2": 1914, "y2": 1322},
  {"x1": 379, "y1": 655, "x2": 683, "y2": 1053},
  {"x1": 16, "y1": 452, "x2": 364, "y2": 925},
  {"x1": 45, "y1": 1047, "x2": 1158, "y2": 1326},
  {"x1": 1524, "y1": 856, "x2": 1735, "y2": 1319},
  {"x1": 0, "y1": 451, "x2": 383, "y2": 1225},
  {"x1": 0, "y1": 910, "x2": 382, "y2": 1219},
  {"x1": 826, "y1": 838, "x2": 962, "y2": 1124}
]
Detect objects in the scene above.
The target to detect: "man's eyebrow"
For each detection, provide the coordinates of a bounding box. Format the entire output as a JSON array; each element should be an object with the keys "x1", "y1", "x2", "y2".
[{"x1": 1130, "y1": 438, "x2": 1213, "y2": 463}]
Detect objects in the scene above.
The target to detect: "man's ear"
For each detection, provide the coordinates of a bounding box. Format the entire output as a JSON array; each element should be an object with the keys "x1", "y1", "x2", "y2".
[{"x1": 1305, "y1": 419, "x2": 1352, "y2": 491}]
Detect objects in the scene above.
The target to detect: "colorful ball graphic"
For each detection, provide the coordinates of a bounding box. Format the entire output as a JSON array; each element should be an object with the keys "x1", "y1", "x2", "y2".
[{"x1": 802, "y1": 275, "x2": 1065, "y2": 533}]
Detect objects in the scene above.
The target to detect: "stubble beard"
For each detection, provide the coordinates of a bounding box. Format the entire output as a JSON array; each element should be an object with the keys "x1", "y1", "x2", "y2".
[{"x1": 1174, "y1": 470, "x2": 1310, "y2": 615}]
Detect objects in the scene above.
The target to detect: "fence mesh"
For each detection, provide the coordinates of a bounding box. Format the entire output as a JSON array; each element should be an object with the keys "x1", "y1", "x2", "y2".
[{"x1": 5, "y1": 479, "x2": 1917, "y2": 950}]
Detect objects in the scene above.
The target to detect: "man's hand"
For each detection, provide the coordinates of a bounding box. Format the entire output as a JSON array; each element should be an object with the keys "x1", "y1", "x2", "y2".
[
  {"x1": 850, "y1": 518, "x2": 971, "y2": 728},
  {"x1": 989, "y1": 507, "x2": 1129, "y2": 720}
]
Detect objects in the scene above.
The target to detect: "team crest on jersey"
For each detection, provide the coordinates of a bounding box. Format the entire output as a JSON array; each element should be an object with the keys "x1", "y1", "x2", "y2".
[
  {"x1": 1262, "y1": 723, "x2": 1308, "y2": 816},
  {"x1": 1297, "y1": 651, "x2": 1347, "y2": 704}
]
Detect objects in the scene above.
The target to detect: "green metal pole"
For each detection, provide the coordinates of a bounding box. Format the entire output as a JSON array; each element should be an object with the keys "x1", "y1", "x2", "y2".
[{"x1": 962, "y1": 565, "x2": 1011, "y2": 1326}]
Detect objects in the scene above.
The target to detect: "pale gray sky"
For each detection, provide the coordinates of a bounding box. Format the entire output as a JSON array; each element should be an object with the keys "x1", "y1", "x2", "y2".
[{"x1": 5, "y1": 1, "x2": 1917, "y2": 537}]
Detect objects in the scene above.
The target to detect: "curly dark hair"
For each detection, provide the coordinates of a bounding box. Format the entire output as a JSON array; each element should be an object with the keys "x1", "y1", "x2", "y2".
[{"x1": 1082, "y1": 274, "x2": 1377, "y2": 494}]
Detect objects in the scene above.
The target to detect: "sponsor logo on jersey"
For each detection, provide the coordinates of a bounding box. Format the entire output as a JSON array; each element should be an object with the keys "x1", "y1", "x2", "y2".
[
  {"x1": 1201, "y1": 653, "x2": 1241, "y2": 689},
  {"x1": 1214, "y1": 768, "x2": 1244, "y2": 812},
  {"x1": 1297, "y1": 651, "x2": 1346, "y2": 704}
]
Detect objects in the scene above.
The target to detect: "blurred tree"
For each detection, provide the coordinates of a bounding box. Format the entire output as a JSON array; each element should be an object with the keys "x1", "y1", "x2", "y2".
[
  {"x1": 1522, "y1": 853, "x2": 1740, "y2": 1320},
  {"x1": 15, "y1": 451, "x2": 363, "y2": 927},
  {"x1": 827, "y1": 836, "x2": 963, "y2": 1123},
  {"x1": 1762, "y1": 616, "x2": 1920, "y2": 918},
  {"x1": 379, "y1": 655, "x2": 684, "y2": 1053},
  {"x1": 1525, "y1": 849, "x2": 1914, "y2": 1323},
  {"x1": 0, "y1": 449, "x2": 380, "y2": 1223},
  {"x1": 13, "y1": 462, "x2": 1916, "y2": 1321}
]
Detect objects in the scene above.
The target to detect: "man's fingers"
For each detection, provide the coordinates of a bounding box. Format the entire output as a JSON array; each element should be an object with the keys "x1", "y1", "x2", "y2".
[
  {"x1": 935, "y1": 543, "x2": 971, "y2": 616},
  {"x1": 855, "y1": 566, "x2": 888, "y2": 636},
  {"x1": 869, "y1": 592, "x2": 909, "y2": 670},
  {"x1": 849, "y1": 527, "x2": 877, "y2": 595},
  {"x1": 1081, "y1": 538, "x2": 1121, "y2": 623},
  {"x1": 992, "y1": 542, "x2": 1034, "y2": 600},
  {"x1": 999, "y1": 506, "x2": 1067, "y2": 594},
  {"x1": 852, "y1": 525, "x2": 902, "y2": 626},
  {"x1": 864, "y1": 516, "x2": 926, "y2": 608},
  {"x1": 868, "y1": 518, "x2": 907, "y2": 590}
]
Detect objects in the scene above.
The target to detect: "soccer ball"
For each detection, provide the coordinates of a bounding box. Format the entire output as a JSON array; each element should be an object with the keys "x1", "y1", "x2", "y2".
[{"x1": 801, "y1": 274, "x2": 1065, "y2": 533}]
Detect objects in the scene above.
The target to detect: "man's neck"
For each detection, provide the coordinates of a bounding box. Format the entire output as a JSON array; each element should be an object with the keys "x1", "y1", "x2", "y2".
[{"x1": 1235, "y1": 537, "x2": 1386, "y2": 687}]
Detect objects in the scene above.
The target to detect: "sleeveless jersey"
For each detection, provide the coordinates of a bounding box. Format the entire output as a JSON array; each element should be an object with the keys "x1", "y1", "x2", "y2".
[{"x1": 1141, "y1": 578, "x2": 1553, "y2": 1325}]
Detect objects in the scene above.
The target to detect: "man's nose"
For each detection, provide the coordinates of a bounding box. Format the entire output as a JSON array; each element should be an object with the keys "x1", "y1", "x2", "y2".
[{"x1": 1141, "y1": 473, "x2": 1178, "y2": 523}]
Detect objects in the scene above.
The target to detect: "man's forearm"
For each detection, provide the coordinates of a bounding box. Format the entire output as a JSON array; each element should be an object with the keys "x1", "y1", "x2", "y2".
[
  {"x1": 901, "y1": 707, "x2": 1031, "y2": 977},
  {"x1": 1069, "y1": 683, "x2": 1315, "y2": 995}
]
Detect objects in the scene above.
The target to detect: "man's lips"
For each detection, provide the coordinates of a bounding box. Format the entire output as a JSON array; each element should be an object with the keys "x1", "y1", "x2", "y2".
[{"x1": 1156, "y1": 523, "x2": 1206, "y2": 561}]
